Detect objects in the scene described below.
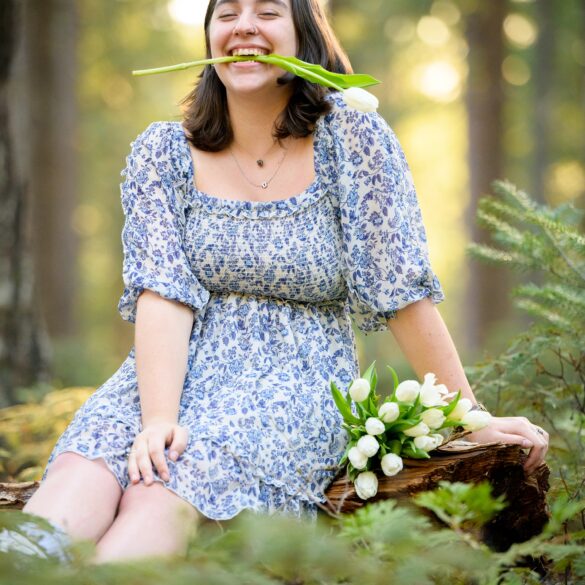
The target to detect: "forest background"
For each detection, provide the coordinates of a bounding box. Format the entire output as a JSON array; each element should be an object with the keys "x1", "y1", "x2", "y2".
[{"x1": 1, "y1": 1, "x2": 584, "y2": 427}]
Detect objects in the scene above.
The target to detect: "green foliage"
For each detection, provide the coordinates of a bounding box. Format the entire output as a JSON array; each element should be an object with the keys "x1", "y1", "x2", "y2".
[
  {"x1": 1, "y1": 483, "x2": 583, "y2": 584},
  {"x1": 0, "y1": 388, "x2": 92, "y2": 481},
  {"x1": 466, "y1": 181, "x2": 585, "y2": 502},
  {"x1": 414, "y1": 480, "x2": 508, "y2": 531}
]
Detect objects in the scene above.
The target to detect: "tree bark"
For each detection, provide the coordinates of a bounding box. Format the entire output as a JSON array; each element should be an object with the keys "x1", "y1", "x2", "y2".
[
  {"x1": 325, "y1": 442, "x2": 550, "y2": 552},
  {"x1": 23, "y1": 0, "x2": 79, "y2": 340},
  {"x1": 463, "y1": 1, "x2": 511, "y2": 353},
  {"x1": 0, "y1": 0, "x2": 51, "y2": 406}
]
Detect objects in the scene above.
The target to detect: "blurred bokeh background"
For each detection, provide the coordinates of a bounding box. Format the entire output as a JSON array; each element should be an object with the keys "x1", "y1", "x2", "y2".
[{"x1": 1, "y1": 0, "x2": 584, "y2": 406}]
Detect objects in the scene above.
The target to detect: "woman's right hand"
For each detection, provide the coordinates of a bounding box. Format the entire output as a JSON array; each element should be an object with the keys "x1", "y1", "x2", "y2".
[{"x1": 127, "y1": 420, "x2": 189, "y2": 486}]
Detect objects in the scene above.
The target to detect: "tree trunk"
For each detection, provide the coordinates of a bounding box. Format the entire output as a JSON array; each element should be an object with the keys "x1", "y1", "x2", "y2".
[
  {"x1": 463, "y1": 1, "x2": 511, "y2": 353},
  {"x1": 23, "y1": 0, "x2": 79, "y2": 340},
  {"x1": 0, "y1": 0, "x2": 51, "y2": 406}
]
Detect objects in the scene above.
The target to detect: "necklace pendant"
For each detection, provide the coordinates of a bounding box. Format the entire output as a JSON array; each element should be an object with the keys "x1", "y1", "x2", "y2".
[
  {"x1": 261, "y1": 181, "x2": 268, "y2": 189},
  {"x1": 256, "y1": 159, "x2": 264, "y2": 167}
]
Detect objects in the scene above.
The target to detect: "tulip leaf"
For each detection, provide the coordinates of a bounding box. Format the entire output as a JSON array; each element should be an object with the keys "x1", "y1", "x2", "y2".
[
  {"x1": 442, "y1": 390, "x2": 461, "y2": 417},
  {"x1": 387, "y1": 365, "x2": 400, "y2": 398},
  {"x1": 330, "y1": 381, "x2": 361, "y2": 425},
  {"x1": 388, "y1": 439, "x2": 402, "y2": 455},
  {"x1": 388, "y1": 418, "x2": 422, "y2": 433},
  {"x1": 362, "y1": 360, "x2": 376, "y2": 385},
  {"x1": 255, "y1": 54, "x2": 381, "y2": 88},
  {"x1": 440, "y1": 419, "x2": 465, "y2": 429}
]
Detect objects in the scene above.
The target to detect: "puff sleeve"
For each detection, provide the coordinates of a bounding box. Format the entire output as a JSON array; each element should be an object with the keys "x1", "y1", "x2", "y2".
[
  {"x1": 117, "y1": 122, "x2": 210, "y2": 324},
  {"x1": 333, "y1": 102, "x2": 445, "y2": 333}
]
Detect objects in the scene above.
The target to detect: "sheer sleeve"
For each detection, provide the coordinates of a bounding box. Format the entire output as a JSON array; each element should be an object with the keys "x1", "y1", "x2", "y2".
[
  {"x1": 117, "y1": 122, "x2": 210, "y2": 324},
  {"x1": 331, "y1": 99, "x2": 445, "y2": 333}
]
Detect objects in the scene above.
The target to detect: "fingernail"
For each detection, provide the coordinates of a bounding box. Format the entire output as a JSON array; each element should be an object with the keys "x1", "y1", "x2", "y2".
[
  {"x1": 163, "y1": 473, "x2": 170, "y2": 482},
  {"x1": 522, "y1": 440, "x2": 533, "y2": 448},
  {"x1": 170, "y1": 451, "x2": 179, "y2": 460}
]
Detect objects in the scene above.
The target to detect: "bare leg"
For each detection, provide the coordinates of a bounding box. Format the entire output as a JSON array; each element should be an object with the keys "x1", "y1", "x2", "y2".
[
  {"x1": 91, "y1": 481, "x2": 200, "y2": 564},
  {"x1": 23, "y1": 452, "x2": 123, "y2": 543}
]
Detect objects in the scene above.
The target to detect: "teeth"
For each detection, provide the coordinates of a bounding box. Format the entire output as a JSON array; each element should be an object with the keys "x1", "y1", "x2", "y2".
[{"x1": 231, "y1": 48, "x2": 267, "y2": 56}]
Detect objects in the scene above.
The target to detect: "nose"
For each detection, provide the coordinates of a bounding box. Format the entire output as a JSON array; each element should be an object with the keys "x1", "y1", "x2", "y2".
[{"x1": 233, "y1": 13, "x2": 257, "y2": 35}]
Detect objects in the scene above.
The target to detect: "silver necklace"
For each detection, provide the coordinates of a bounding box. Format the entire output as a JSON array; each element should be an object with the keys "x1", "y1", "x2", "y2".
[{"x1": 229, "y1": 144, "x2": 290, "y2": 189}]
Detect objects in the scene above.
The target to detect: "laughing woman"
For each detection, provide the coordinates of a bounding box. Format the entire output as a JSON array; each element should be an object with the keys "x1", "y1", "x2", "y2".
[{"x1": 4, "y1": 0, "x2": 548, "y2": 564}]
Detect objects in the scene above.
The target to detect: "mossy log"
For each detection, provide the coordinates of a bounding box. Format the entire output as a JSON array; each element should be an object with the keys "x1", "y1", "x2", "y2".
[
  {"x1": 0, "y1": 441, "x2": 549, "y2": 552},
  {"x1": 324, "y1": 441, "x2": 550, "y2": 552}
]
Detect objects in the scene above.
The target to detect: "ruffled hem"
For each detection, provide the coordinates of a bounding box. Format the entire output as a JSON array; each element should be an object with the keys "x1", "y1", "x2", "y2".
[{"x1": 42, "y1": 431, "x2": 336, "y2": 523}]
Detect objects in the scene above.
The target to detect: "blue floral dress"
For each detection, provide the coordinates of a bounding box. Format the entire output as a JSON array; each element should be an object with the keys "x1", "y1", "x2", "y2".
[{"x1": 41, "y1": 91, "x2": 444, "y2": 521}]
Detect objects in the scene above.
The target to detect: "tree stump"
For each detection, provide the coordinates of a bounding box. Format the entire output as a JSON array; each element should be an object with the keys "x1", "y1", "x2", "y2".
[
  {"x1": 0, "y1": 441, "x2": 550, "y2": 552},
  {"x1": 323, "y1": 440, "x2": 550, "y2": 552}
]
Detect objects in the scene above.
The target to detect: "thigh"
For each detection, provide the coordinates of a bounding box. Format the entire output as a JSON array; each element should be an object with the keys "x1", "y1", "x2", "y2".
[
  {"x1": 118, "y1": 480, "x2": 200, "y2": 527},
  {"x1": 24, "y1": 452, "x2": 123, "y2": 542}
]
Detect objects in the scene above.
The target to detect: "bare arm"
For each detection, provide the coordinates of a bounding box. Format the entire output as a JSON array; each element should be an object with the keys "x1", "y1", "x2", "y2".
[
  {"x1": 127, "y1": 290, "x2": 194, "y2": 486},
  {"x1": 387, "y1": 296, "x2": 478, "y2": 403},
  {"x1": 387, "y1": 296, "x2": 551, "y2": 473},
  {"x1": 135, "y1": 289, "x2": 194, "y2": 426}
]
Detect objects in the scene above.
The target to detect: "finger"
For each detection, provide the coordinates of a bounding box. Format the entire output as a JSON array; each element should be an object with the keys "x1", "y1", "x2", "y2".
[
  {"x1": 127, "y1": 450, "x2": 140, "y2": 484},
  {"x1": 523, "y1": 436, "x2": 548, "y2": 473},
  {"x1": 137, "y1": 442, "x2": 155, "y2": 486},
  {"x1": 148, "y1": 435, "x2": 170, "y2": 482},
  {"x1": 168, "y1": 426, "x2": 189, "y2": 461},
  {"x1": 494, "y1": 432, "x2": 534, "y2": 449}
]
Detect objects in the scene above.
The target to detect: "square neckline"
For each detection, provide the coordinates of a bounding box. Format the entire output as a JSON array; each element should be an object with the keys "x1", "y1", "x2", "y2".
[{"x1": 177, "y1": 116, "x2": 322, "y2": 210}]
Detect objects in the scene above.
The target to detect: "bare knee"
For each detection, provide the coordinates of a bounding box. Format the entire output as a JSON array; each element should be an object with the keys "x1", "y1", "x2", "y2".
[
  {"x1": 119, "y1": 481, "x2": 199, "y2": 525},
  {"x1": 24, "y1": 452, "x2": 123, "y2": 542}
]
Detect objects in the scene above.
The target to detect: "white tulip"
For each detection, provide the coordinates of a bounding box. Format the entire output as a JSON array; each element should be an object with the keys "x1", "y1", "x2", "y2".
[
  {"x1": 354, "y1": 471, "x2": 378, "y2": 500},
  {"x1": 357, "y1": 434, "x2": 380, "y2": 457},
  {"x1": 347, "y1": 446, "x2": 368, "y2": 470},
  {"x1": 446, "y1": 398, "x2": 473, "y2": 421},
  {"x1": 349, "y1": 378, "x2": 370, "y2": 402},
  {"x1": 378, "y1": 401, "x2": 400, "y2": 423},
  {"x1": 395, "y1": 380, "x2": 420, "y2": 403},
  {"x1": 380, "y1": 453, "x2": 404, "y2": 476},
  {"x1": 365, "y1": 417, "x2": 386, "y2": 435},
  {"x1": 414, "y1": 435, "x2": 439, "y2": 452},
  {"x1": 419, "y1": 373, "x2": 450, "y2": 407},
  {"x1": 460, "y1": 410, "x2": 492, "y2": 431},
  {"x1": 430, "y1": 433, "x2": 444, "y2": 447},
  {"x1": 342, "y1": 87, "x2": 379, "y2": 113},
  {"x1": 421, "y1": 408, "x2": 446, "y2": 429},
  {"x1": 403, "y1": 421, "x2": 430, "y2": 437}
]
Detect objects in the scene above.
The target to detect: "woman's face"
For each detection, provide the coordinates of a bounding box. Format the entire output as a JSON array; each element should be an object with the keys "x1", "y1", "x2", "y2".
[{"x1": 208, "y1": 0, "x2": 298, "y2": 96}]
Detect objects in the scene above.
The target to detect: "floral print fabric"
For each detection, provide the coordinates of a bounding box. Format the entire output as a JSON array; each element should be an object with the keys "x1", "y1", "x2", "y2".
[{"x1": 41, "y1": 92, "x2": 444, "y2": 522}]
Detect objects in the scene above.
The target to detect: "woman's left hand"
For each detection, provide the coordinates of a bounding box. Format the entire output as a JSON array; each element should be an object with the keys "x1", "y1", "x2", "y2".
[{"x1": 465, "y1": 416, "x2": 549, "y2": 475}]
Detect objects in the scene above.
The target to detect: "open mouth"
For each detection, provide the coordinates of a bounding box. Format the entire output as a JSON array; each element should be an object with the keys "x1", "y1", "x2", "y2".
[{"x1": 230, "y1": 48, "x2": 269, "y2": 57}]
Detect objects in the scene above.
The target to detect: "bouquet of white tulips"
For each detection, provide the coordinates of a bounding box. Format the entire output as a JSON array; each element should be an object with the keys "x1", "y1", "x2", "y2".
[{"x1": 330, "y1": 362, "x2": 492, "y2": 500}]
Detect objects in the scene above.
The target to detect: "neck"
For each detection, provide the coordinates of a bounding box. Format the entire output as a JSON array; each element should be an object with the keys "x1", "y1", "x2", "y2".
[{"x1": 227, "y1": 88, "x2": 292, "y2": 157}]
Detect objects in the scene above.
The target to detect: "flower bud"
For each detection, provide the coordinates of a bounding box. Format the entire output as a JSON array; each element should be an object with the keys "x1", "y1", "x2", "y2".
[
  {"x1": 356, "y1": 434, "x2": 380, "y2": 457},
  {"x1": 430, "y1": 433, "x2": 444, "y2": 447},
  {"x1": 395, "y1": 380, "x2": 420, "y2": 403},
  {"x1": 414, "y1": 435, "x2": 438, "y2": 452},
  {"x1": 378, "y1": 401, "x2": 400, "y2": 423},
  {"x1": 342, "y1": 87, "x2": 379, "y2": 113},
  {"x1": 460, "y1": 410, "x2": 492, "y2": 431},
  {"x1": 446, "y1": 398, "x2": 473, "y2": 421},
  {"x1": 349, "y1": 378, "x2": 370, "y2": 402},
  {"x1": 421, "y1": 408, "x2": 446, "y2": 429},
  {"x1": 403, "y1": 421, "x2": 430, "y2": 437},
  {"x1": 347, "y1": 446, "x2": 368, "y2": 470},
  {"x1": 380, "y1": 453, "x2": 403, "y2": 476},
  {"x1": 354, "y1": 471, "x2": 378, "y2": 500},
  {"x1": 365, "y1": 417, "x2": 385, "y2": 435}
]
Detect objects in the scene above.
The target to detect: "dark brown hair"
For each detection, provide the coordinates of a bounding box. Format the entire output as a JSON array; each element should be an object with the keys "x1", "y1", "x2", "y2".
[{"x1": 180, "y1": 0, "x2": 352, "y2": 152}]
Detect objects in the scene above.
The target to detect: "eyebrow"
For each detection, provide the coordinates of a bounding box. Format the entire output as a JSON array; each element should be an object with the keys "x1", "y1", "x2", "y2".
[{"x1": 215, "y1": 0, "x2": 289, "y2": 9}]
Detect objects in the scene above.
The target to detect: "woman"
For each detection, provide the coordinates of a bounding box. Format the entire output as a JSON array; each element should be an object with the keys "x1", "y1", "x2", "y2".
[{"x1": 14, "y1": 0, "x2": 548, "y2": 564}]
